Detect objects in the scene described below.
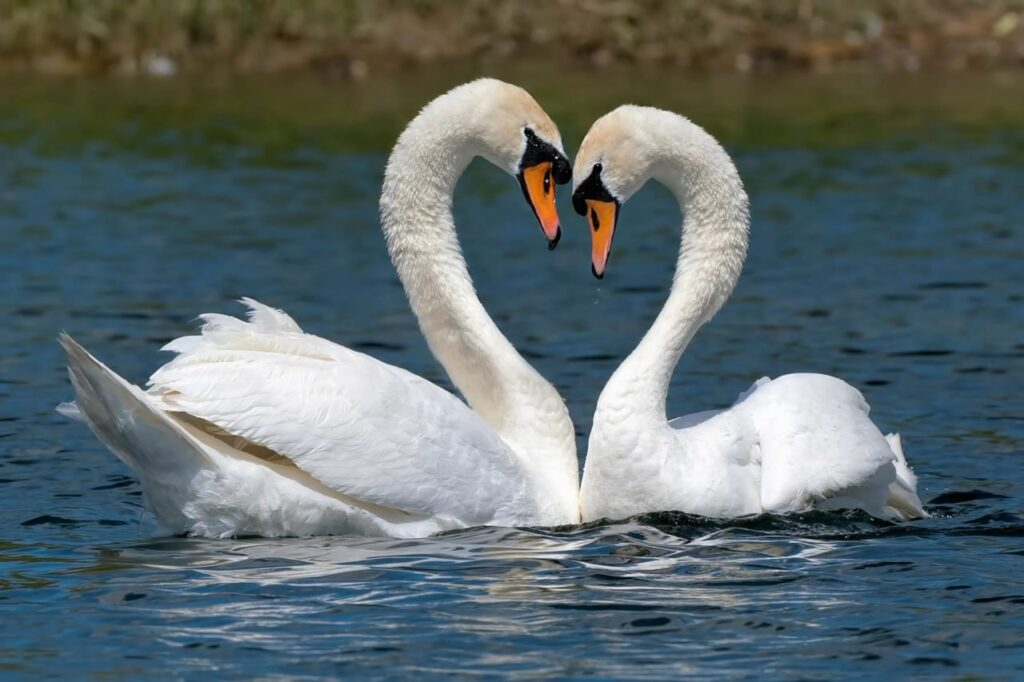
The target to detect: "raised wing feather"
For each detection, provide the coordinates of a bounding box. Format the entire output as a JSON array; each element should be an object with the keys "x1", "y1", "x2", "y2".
[
  {"x1": 734, "y1": 373, "x2": 898, "y2": 512},
  {"x1": 147, "y1": 300, "x2": 530, "y2": 524}
]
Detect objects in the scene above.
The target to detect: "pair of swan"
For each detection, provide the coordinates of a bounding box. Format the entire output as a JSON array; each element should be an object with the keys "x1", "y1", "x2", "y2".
[{"x1": 59, "y1": 79, "x2": 925, "y2": 538}]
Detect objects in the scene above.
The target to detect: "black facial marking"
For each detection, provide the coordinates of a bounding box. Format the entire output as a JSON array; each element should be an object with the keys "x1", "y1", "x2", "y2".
[
  {"x1": 517, "y1": 127, "x2": 571, "y2": 248},
  {"x1": 519, "y1": 127, "x2": 570, "y2": 184},
  {"x1": 552, "y1": 156, "x2": 571, "y2": 185},
  {"x1": 573, "y1": 163, "x2": 618, "y2": 216},
  {"x1": 590, "y1": 207, "x2": 600, "y2": 232},
  {"x1": 548, "y1": 226, "x2": 561, "y2": 250}
]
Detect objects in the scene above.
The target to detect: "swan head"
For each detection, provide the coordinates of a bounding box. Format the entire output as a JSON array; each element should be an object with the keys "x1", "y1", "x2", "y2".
[
  {"x1": 571, "y1": 105, "x2": 663, "y2": 278},
  {"x1": 451, "y1": 79, "x2": 572, "y2": 248}
]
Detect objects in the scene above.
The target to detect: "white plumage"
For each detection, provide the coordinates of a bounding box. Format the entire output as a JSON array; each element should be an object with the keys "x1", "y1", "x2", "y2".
[
  {"x1": 61, "y1": 301, "x2": 536, "y2": 537},
  {"x1": 573, "y1": 106, "x2": 926, "y2": 522},
  {"x1": 150, "y1": 299, "x2": 538, "y2": 521},
  {"x1": 59, "y1": 79, "x2": 580, "y2": 538}
]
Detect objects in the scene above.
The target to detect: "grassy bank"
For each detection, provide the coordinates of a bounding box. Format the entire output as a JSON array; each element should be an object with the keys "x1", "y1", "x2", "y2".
[{"x1": 1, "y1": 0, "x2": 1022, "y2": 77}]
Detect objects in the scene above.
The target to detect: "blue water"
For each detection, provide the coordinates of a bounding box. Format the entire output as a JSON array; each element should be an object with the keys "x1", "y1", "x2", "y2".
[{"x1": 2, "y1": 77, "x2": 1023, "y2": 678}]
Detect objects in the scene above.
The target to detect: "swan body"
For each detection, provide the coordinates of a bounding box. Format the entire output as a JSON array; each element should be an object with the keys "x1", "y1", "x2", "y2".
[
  {"x1": 59, "y1": 79, "x2": 580, "y2": 538},
  {"x1": 572, "y1": 106, "x2": 925, "y2": 522}
]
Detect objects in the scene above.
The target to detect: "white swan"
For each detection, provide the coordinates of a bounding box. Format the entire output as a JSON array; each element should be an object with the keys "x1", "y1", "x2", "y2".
[
  {"x1": 571, "y1": 106, "x2": 926, "y2": 522},
  {"x1": 58, "y1": 79, "x2": 580, "y2": 538}
]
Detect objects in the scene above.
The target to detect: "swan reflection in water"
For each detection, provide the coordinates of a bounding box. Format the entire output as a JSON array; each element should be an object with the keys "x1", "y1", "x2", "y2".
[{"x1": 85, "y1": 519, "x2": 853, "y2": 629}]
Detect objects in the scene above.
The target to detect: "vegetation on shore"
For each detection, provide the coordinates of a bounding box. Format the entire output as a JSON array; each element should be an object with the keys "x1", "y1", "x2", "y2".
[
  {"x1": 3, "y1": 69, "x2": 1023, "y2": 164},
  {"x1": 1, "y1": 0, "x2": 1022, "y2": 77}
]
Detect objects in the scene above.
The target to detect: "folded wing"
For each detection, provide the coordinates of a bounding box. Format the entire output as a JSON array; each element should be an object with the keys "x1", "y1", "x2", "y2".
[
  {"x1": 735, "y1": 373, "x2": 903, "y2": 514},
  {"x1": 147, "y1": 299, "x2": 530, "y2": 525}
]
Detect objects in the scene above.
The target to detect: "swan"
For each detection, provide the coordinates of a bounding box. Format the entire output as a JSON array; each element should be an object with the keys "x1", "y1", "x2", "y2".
[
  {"x1": 58, "y1": 78, "x2": 580, "y2": 538},
  {"x1": 571, "y1": 105, "x2": 926, "y2": 522}
]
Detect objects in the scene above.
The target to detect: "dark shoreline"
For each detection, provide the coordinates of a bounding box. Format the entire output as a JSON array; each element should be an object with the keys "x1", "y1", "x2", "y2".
[
  {"x1": 3, "y1": 69, "x2": 1022, "y2": 165},
  {"x1": 1, "y1": 0, "x2": 1022, "y2": 77}
]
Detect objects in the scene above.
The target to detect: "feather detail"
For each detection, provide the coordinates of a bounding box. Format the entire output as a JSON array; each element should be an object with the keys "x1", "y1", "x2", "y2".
[{"x1": 240, "y1": 297, "x2": 303, "y2": 334}]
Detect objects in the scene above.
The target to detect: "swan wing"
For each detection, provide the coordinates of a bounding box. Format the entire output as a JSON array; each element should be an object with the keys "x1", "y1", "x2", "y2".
[
  {"x1": 146, "y1": 299, "x2": 530, "y2": 525},
  {"x1": 734, "y1": 374, "x2": 901, "y2": 514}
]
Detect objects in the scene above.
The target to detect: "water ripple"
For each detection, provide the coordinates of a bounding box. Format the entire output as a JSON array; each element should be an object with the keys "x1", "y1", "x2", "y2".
[{"x1": 2, "y1": 106, "x2": 1023, "y2": 678}]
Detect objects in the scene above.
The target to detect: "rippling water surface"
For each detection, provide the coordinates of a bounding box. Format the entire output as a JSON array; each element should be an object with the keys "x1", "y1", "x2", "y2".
[{"x1": 1, "y1": 72, "x2": 1023, "y2": 678}]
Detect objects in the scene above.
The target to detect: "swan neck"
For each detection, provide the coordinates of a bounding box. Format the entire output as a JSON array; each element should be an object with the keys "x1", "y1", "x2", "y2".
[
  {"x1": 378, "y1": 93, "x2": 577, "y2": 506},
  {"x1": 602, "y1": 119, "x2": 749, "y2": 420},
  {"x1": 380, "y1": 111, "x2": 522, "y2": 426}
]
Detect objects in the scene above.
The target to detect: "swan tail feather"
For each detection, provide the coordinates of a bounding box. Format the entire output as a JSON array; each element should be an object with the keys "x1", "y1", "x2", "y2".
[
  {"x1": 883, "y1": 432, "x2": 928, "y2": 520},
  {"x1": 58, "y1": 333, "x2": 212, "y2": 484}
]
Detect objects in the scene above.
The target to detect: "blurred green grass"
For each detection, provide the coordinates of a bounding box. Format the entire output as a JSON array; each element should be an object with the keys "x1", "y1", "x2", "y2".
[
  {"x1": 1, "y1": 0, "x2": 1022, "y2": 75},
  {"x1": 1, "y1": 67, "x2": 1023, "y2": 162}
]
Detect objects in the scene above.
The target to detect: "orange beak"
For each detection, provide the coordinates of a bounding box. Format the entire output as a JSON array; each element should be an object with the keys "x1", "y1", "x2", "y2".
[
  {"x1": 586, "y1": 199, "x2": 618, "y2": 278},
  {"x1": 519, "y1": 161, "x2": 561, "y2": 248}
]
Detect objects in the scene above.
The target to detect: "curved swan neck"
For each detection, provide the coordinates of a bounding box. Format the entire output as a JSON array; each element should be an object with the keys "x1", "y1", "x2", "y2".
[
  {"x1": 601, "y1": 114, "x2": 750, "y2": 421},
  {"x1": 378, "y1": 87, "x2": 576, "y2": 490}
]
